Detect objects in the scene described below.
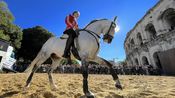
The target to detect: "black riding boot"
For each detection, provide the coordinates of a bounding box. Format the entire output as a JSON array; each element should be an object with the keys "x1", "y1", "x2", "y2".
[{"x1": 62, "y1": 35, "x2": 74, "y2": 58}]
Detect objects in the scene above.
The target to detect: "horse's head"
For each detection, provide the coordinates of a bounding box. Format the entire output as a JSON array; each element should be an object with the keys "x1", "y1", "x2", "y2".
[
  {"x1": 84, "y1": 17, "x2": 119, "y2": 43},
  {"x1": 102, "y1": 17, "x2": 118, "y2": 43}
]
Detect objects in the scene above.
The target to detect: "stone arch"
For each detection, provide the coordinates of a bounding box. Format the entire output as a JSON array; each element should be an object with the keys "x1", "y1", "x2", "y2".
[
  {"x1": 145, "y1": 23, "x2": 157, "y2": 40},
  {"x1": 137, "y1": 32, "x2": 143, "y2": 45},
  {"x1": 142, "y1": 56, "x2": 149, "y2": 65},
  {"x1": 161, "y1": 8, "x2": 175, "y2": 31}
]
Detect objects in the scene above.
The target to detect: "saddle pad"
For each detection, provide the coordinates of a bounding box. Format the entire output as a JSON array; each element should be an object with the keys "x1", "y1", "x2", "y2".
[{"x1": 60, "y1": 34, "x2": 68, "y2": 39}]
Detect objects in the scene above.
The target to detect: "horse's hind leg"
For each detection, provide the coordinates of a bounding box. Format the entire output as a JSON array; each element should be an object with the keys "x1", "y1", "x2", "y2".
[
  {"x1": 94, "y1": 56, "x2": 122, "y2": 90},
  {"x1": 48, "y1": 55, "x2": 61, "y2": 90},
  {"x1": 25, "y1": 64, "x2": 39, "y2": 87},
  {"x1": 25, "y1": 56, "x2": 48, "y2": 88}
]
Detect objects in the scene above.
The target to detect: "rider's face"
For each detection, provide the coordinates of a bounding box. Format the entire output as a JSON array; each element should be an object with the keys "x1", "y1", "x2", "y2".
[{"x1": 74, "y1": 13, "x2": 80, "y2": 19}]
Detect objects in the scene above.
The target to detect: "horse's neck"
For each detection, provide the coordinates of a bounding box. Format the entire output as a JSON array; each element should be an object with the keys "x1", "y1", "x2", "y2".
[{"x1": 85, "y1": 22, "x2": 102, "y2": 36}]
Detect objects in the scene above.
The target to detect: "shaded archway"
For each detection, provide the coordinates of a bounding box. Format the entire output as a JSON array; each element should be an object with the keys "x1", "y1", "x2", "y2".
[
  {"x1": 161, "y1": 8, "x2": 175, "y2": 31},
  {"x1": 153, "y1": 52, "x2": 162, "y2": 69},
  {"x1": 131, "y1": 39, "x2": 135, "y2": 45},
  {"x1": 137, "y1": 33, "x2": 143, "y2": 45},
  {"x1": 134, "y1": 58, "x2": 139, "y2": 65},
  {"x1": 145, "y1": 23, "x2": 157, "y2": 40},
  {"x1": 130, "y1": 60, "x2": 133, "y2": 66},
  {"x1": 0, "y1": 56, "x2": 2, "y2": 62},
  {"x1": 130, "y1": 39, "x2": 135, "y2": 48},
  {"x1": 127, "y1": 44, "x2": 130, "y2": 50},
  {"x1": 142, "y1": 56, "x2": 149, "y2": 65}
]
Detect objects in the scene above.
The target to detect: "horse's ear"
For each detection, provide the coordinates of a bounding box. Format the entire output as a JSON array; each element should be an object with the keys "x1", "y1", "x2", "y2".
[{"x1": 113, "y1": 16, "x2": 118, "y2": 22}]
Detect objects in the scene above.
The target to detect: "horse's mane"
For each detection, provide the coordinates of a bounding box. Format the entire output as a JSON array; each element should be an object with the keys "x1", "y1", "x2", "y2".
[{"x1": 84, "y1": 19, "x2": 107, "y2": 29}]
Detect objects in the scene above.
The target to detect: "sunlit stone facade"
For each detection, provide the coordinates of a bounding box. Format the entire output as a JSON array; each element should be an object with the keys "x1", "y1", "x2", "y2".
[{"x1": 124, "y1": 0, "x2": 175, "y2": 71}]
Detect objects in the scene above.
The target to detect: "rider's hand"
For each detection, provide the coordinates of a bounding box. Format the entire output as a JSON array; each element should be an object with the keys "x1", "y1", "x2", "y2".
[{"x1": 74, "y1": 25, "x2": 79, "y2": 30}]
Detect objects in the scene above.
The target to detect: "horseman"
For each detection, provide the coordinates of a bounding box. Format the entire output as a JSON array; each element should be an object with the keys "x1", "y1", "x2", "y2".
[{"x1": 62, "y1": 11, "x2": 80, "y2": 59}]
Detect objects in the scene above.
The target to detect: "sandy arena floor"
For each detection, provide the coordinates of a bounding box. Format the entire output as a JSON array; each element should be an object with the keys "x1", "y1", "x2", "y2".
[{"x1": 0, "y1": 73, "x2": 175, "y2": 98}]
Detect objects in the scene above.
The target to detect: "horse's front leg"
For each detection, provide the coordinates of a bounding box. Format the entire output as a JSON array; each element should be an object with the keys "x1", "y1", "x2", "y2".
[
  {"x1": 81, "y1": 59, "x2": 94, "y2": 98},
  {"x1": 110, "y1": 66, "x2": 123, "y2": 90},
  {"x1": 94, "y1": 56, "x2": 122, "y2": 90}
]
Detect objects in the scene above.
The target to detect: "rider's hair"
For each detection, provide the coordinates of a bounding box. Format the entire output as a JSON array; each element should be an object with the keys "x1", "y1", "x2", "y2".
[{"x1": 73, "y1": 11, "x2": 80, "y2": 15}]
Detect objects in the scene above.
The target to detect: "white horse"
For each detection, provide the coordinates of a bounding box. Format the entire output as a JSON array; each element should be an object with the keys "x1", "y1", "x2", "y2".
[{"x1": 25, "y1": 17, "x2": 122, "y2": 98}]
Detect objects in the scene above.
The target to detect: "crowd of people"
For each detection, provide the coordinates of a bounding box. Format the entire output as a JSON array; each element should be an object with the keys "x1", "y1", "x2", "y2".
[{"x1": 36, "y1": 64, "x2": 162, "y2": 75}]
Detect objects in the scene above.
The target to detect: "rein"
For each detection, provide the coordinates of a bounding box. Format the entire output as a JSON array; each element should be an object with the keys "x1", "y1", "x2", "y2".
[{"x1": 78, "y1": 29, "x2": 100, "y2": 54}]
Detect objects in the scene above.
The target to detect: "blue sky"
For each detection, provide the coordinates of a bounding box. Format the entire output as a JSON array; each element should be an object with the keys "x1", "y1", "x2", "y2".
[{"x1": 5, "y1": 0, "x2": 159, "y2": 61}]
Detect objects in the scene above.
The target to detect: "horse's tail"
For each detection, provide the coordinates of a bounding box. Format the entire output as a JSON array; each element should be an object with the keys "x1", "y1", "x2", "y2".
[{"x1": 24, "y1": 50, "x2": 43, "y2": 73}]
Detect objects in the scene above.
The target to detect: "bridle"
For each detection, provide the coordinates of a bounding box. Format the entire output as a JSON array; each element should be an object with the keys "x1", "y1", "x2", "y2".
[{"x1": 103, "y1": 16, "x2": 117, "y2": 43}]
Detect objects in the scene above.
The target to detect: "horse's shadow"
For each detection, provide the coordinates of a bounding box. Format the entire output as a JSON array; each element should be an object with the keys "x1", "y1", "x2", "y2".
[
  {"x1": 78, "y1": 94, "x2": 124, "y2": 98},
  {"x1": 0, "y1": 91, "x2": 19, "y2": 98}
]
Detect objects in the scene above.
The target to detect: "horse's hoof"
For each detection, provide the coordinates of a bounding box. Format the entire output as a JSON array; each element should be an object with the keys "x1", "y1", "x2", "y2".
[
  {"x1": 115, "y1": 79, "x2": 122, "y2": 90},
  {"x1": 115, "y1": 84, "x2": 123, "y2": 90},
  {"x1": 86, "y1": 91, "x2": 95, "y2": 98},
  {"x1": 23, "y1": 86, "x2": 29, "y2": 91},
  {"x1": 25, "y1": 84, "x2": 30, "y2": 88},
  {"x1": 51, "y1": 85, "x2": 58, "y2": 91}
]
